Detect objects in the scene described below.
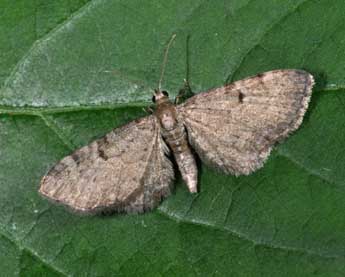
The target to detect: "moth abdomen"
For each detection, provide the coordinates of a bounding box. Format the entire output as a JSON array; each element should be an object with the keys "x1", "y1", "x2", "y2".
[
  {"x1": 173, "y1": 147, "x2": 198, "y2": 193},
  {"x1": 161, "y1": 120, "x2": 198, "y2": 193},
  {"x1": 153, "y1": 92, "x2": 199, "y2": 193}
]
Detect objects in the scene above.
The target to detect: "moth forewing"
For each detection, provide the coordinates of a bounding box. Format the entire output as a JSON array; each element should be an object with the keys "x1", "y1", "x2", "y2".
[{"x1": 39, "y1": 116, "x2": 174, "y2": 214}]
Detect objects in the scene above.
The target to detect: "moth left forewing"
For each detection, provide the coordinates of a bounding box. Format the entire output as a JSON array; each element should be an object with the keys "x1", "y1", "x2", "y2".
[
  {"x1": 40, "y1": 115, "x2": 174, "y2": 214},
  {"x1": 177, "y1": 69, "x2": 314, "y2": 175}
]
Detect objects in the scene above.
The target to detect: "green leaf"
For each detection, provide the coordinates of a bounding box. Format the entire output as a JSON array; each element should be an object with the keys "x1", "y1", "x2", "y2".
[{"x1": 1, "y1": 0, "x2": 345, "y2": 275}]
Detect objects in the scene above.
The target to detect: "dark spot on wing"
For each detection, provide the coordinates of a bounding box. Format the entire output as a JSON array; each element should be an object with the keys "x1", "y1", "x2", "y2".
[
  {"x1": 255, "y1": 72, "x2": 266, "y2": 88},
  {"x1": 98, "y1": 148, "x2": 108, "y2": 161},
  {"x1": 256, "y1": 73, "x2": 264, "y2": 78},
  {"x1": 239, "y1": 91, "x2": 245, "y2": 103},
  {"x1": 97, "y1": 139, "x2": 109, "y2": 161},
  {"x1": 72, "y1": 153, "x2": 81, "y2": 165}
]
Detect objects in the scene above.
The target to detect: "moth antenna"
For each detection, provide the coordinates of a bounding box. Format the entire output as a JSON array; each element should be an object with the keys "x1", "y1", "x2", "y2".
[{"x1": 158, "y1": 34, "x2": 177, "y2": 91}]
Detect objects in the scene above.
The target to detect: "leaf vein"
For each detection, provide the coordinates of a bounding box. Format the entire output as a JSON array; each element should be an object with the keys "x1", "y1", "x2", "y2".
[
  {"x1": 157, "y1": 210, "x2": 344, "y2": 260},
  {"x1": 0, "y1": 227, "x2": 67, "y2": 277}
]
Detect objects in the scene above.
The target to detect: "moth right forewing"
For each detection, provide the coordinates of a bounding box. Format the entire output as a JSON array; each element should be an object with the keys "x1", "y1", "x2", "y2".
[
  {"x1": 178, "y1": 70, "x2": 314, "y2": 175},
  {"x1": 40, "y1": 115, "x2": 174, "y2": 214}
]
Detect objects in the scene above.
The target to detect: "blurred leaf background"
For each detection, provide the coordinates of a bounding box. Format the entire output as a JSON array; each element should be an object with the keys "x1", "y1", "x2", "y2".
[{"x1": 1, "y1": 0, "x2": 345, "y2": 276}]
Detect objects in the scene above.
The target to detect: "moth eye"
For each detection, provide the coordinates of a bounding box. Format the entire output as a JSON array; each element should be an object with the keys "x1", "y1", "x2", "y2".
[
  {"x1": 152, "y1": 95, "x2": 156, "y2": 103},
  {"x1": 162, "y1": 91, "x2": 169, "y2": 97}
]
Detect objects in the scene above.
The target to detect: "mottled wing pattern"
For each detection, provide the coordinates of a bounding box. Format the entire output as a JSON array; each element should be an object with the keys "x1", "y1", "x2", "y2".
[
  {"x1": 178, "y1": 70, "x2": 314, "y2": 175},
  {"x1": 40, "y1": 115, "x2": 174, "y2": 214}
]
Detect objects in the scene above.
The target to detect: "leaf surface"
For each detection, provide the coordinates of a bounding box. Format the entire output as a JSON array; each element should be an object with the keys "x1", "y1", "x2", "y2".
[{"x1": 1, "y1": 0, "x2": 345, "y2": 275}]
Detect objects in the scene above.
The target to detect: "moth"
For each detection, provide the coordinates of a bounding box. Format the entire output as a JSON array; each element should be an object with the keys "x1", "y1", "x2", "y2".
[{"x1": 40, "y1": 37, "x2": 314, "y2": 214}]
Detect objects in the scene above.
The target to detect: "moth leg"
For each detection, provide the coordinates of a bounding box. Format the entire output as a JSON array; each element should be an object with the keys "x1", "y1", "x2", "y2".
[
  {"x1": 143, "y1": 106, "x2": 154, "y2": 114},
  {"x1": 175, "y1": 79, "x2": 194, "y2": 104}
]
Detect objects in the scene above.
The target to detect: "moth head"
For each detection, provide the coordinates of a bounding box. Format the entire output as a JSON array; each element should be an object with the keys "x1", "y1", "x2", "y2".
[{"x1": 152, "y1": 89, "x2": 169, "y2": 104}]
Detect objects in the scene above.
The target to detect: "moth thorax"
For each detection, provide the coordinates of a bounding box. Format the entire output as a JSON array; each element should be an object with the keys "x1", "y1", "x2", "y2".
[
  {"x1": 156, "y1": 104, "x2": 177, "y2": 131},
  {"x1": 160, "y1": 112, "x2": 176, "y2": 130}
]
